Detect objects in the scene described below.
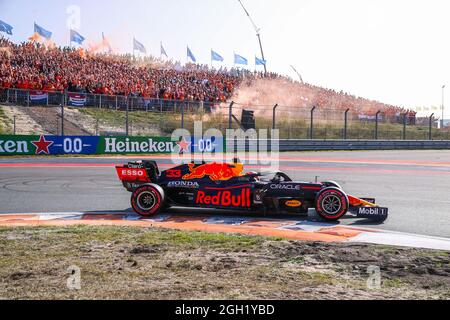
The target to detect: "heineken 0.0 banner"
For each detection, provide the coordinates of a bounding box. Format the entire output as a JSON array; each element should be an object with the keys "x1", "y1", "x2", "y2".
[{"x1": 0, "y1": 135, "x2": 224, "y2": 156}]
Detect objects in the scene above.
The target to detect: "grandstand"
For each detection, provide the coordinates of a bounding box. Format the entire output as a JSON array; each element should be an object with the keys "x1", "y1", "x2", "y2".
[
  {"x1": 0, "y1": 35, "x2": 413, "y2": 117},
  {"x1": 1, "y1": 35, "x2": 435, "y2": 140}
]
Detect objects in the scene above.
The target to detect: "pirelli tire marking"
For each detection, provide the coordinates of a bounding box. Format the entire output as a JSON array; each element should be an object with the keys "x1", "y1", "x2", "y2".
[{"x1": 131, "y1": 184, "x2": 164, "y2": 217}]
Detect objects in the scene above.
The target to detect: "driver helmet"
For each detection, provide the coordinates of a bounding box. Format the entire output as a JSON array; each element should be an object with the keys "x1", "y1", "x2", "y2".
[{"x1": 246, "y1": 171, "x2": 260, "y2": 181}]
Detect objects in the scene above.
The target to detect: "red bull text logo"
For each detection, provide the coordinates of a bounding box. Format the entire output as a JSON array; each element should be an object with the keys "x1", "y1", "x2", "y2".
[
  {"x1": 183, "y1": 162, "x2": 244, "y2": 181},
  {"x1": 196, "y1": 188, "x2": 251, "y2": 207}
]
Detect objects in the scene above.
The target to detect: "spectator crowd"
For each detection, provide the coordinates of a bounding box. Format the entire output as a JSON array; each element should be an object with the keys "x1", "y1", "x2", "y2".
[
  {"x1": 0, "y1": 36, "x2": 414, "y2": 121},
  {"x1": 300, "y1": 82, "x2": 416, "y2": 123},
  {"x1": 0, "y1": 36, "x2": 255, "y2": 103}
]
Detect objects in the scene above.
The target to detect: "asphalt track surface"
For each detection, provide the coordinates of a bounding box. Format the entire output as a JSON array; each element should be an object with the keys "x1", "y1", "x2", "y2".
[{"x1": 0, "y1": 150, "x2": 449, "y2": 238}]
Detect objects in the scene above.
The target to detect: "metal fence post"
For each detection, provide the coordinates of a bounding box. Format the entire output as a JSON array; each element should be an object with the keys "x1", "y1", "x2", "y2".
[
  {"x1": 310, "y1": 106, "x2": 316, "y2": 139},
  {"x1": 272, "y1": 104, "x2": 278, "y2": 130},
  {"x1": 375, "y1": 110, "x2": 381, "y2": 140},
  {"x1": 181, "y1": 102, "x2": 185, "y2": 129},
  {"x1": 61, "y1": 90, "x2": 66, "y2": 136},
  {"x1": 27, "y1": 91, "x2": 30, "y2": 107},
  {"x1": 126, "y1": 96, "x2": 129, "y2": 136},
  {"x1": 115, "y1": 96, "x2": 118, "y2": 110},
  {"x1": 344, "y1": 108, "x2": 350, "y2": 140},
  {"x1": 61, "y1": 102, "x2": 65, "y2": 136},
  {"x1": 6, "y1": 89, "x2": 9, "y2": 103},
  {"x1": 402, "y1": 113, "x2": 407, "y2": 140},
  {"x1": 429, "y1": 113, "x2": 434, "y2": 140},
  {"x1": 99, "y1": 94, "x2": 102, "y2": 109},
  {"x1": 228, "y1": 101, "x2": 235, "y2": 130}
]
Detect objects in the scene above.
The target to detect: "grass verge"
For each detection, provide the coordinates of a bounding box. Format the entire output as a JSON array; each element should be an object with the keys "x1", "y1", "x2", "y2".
[
  {"x1": 0, "y1": 225, "x2": 449, "y2": 300},
  {"x1": 0, "y1": 106, "x2": 12, "y2": 134}
]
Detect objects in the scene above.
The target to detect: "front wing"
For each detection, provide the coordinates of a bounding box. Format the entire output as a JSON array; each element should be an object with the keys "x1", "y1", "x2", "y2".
[{"x1": 348, "y1": 195, "x2": 389, "y2": 220}]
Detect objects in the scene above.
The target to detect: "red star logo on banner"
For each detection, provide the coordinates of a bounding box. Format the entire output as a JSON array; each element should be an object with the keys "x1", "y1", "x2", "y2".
[
  {"x1": 176, "y1": 138, "x2": 191, "y2": 154},
  {"x1": 31, "y1": 135, "x2": 54, "y2": 155}
]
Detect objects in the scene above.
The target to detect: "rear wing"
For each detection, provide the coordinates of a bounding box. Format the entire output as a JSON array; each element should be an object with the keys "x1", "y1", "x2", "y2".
[
  {"x1": 116, "y1": 165, "x2": 151, "y2": 183},
  {"x1": 116, "y1": 161, "x2": 159, "y2": 191}
]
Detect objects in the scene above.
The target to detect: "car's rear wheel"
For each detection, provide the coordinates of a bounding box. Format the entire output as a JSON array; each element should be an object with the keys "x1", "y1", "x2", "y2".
[
  {"x1": 131, "y1": 184, "x2": 165, "y2": 217},
  {"x1": 315, "y1": 187, "x2": 349, "y2": 221}
]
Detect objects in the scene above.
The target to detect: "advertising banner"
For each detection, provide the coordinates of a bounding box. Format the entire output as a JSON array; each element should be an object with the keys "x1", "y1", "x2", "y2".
[
  {"x1": 29, "y1": 91, "x2": 48, "y2": 104},
  {"x1": 0, "y1": 135, "x2": 225, "y2": 156},
  {"x1": 68, "y1": 93, "x2": 87, "y2": 107},
  {"x1": 100, "y1": 136, "x2": 175, "y2": 154},
  {"x1": 0, "y1": 135, "x2": 102, "y2": 156}
]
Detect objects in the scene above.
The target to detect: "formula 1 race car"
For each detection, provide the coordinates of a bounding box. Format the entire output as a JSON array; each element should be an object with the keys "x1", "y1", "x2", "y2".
[{"x1": 116, "y1": 160, "x2": 389, "y2": 222}]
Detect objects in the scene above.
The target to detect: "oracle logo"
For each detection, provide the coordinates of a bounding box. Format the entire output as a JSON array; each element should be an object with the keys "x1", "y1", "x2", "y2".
[
  {"x1": 270, "y1": 184, "x2": 301, "y2": 191},
  {"x1": 195, "y1": 189, "x2": 251, "y2": 207}
]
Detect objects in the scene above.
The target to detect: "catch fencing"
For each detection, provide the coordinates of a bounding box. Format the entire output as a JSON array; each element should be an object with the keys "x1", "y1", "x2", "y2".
[
  {"x1": 0, "y1": 87, "x2": 217, "y2": 137},
  {"x1": 1, "y1": 87, "x2": 449, "y2": 140}
]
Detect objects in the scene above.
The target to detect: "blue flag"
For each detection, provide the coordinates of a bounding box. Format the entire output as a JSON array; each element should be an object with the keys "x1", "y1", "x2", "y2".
[
  {"x1": 234, "y1": 53, "x2": 248, "y2": 65},
  {"x1": 70, "y1": 29, "x2": 85, "y2": 45},
  {"x1": 211, "y1": 50, "x2": 224, "y2": 62},
  {"x1": 133, "y1": 38, "x2": 146, "y2": 53},
  {"x1": 255, "y1": 56, "x2": 266, "y2": 66},
  {"x1": 0, "y1": 20, "x2": 13, "y2": 35},
  {"x1": 187, "y1": 46, "x2": 196, "y2": 63},
  {"x1": 161, "y1": 42, "x2": 167, "y2": 57},
  {"x1": 34, "y1": 22, "x2": 52, "y2": 39}
]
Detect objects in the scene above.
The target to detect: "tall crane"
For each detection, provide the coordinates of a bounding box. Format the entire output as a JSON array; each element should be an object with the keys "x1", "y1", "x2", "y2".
[{"x1": 238, "y1": 0, "x2": 267, "y2": 73}]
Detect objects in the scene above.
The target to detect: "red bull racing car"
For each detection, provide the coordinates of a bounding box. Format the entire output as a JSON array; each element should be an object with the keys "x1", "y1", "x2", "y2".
[{"x1": 116, "y1": 160, "x2": 389, "y2": 222}]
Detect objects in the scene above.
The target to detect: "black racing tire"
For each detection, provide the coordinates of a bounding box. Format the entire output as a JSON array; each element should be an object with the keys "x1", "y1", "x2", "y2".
[
  {"x1": 315, "y1": 187, "x2": 349, "y2": 221},
  {"x1": 131, "y1": 184, "x2": 165, "y2": 217}
]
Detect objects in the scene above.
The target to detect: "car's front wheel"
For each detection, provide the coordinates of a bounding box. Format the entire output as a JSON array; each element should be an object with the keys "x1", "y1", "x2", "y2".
[
  {"x1": 131, "y1": 184, "x2": 165, "y2": 217},
  {"x1": 315, "y1": 187, "x2": 349, "y2": 221}
]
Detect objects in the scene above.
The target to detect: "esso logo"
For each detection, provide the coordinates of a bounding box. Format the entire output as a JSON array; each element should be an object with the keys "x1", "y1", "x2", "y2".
[{"x1": 121, "y1": 169, "x2": 144, "y2": 177}]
